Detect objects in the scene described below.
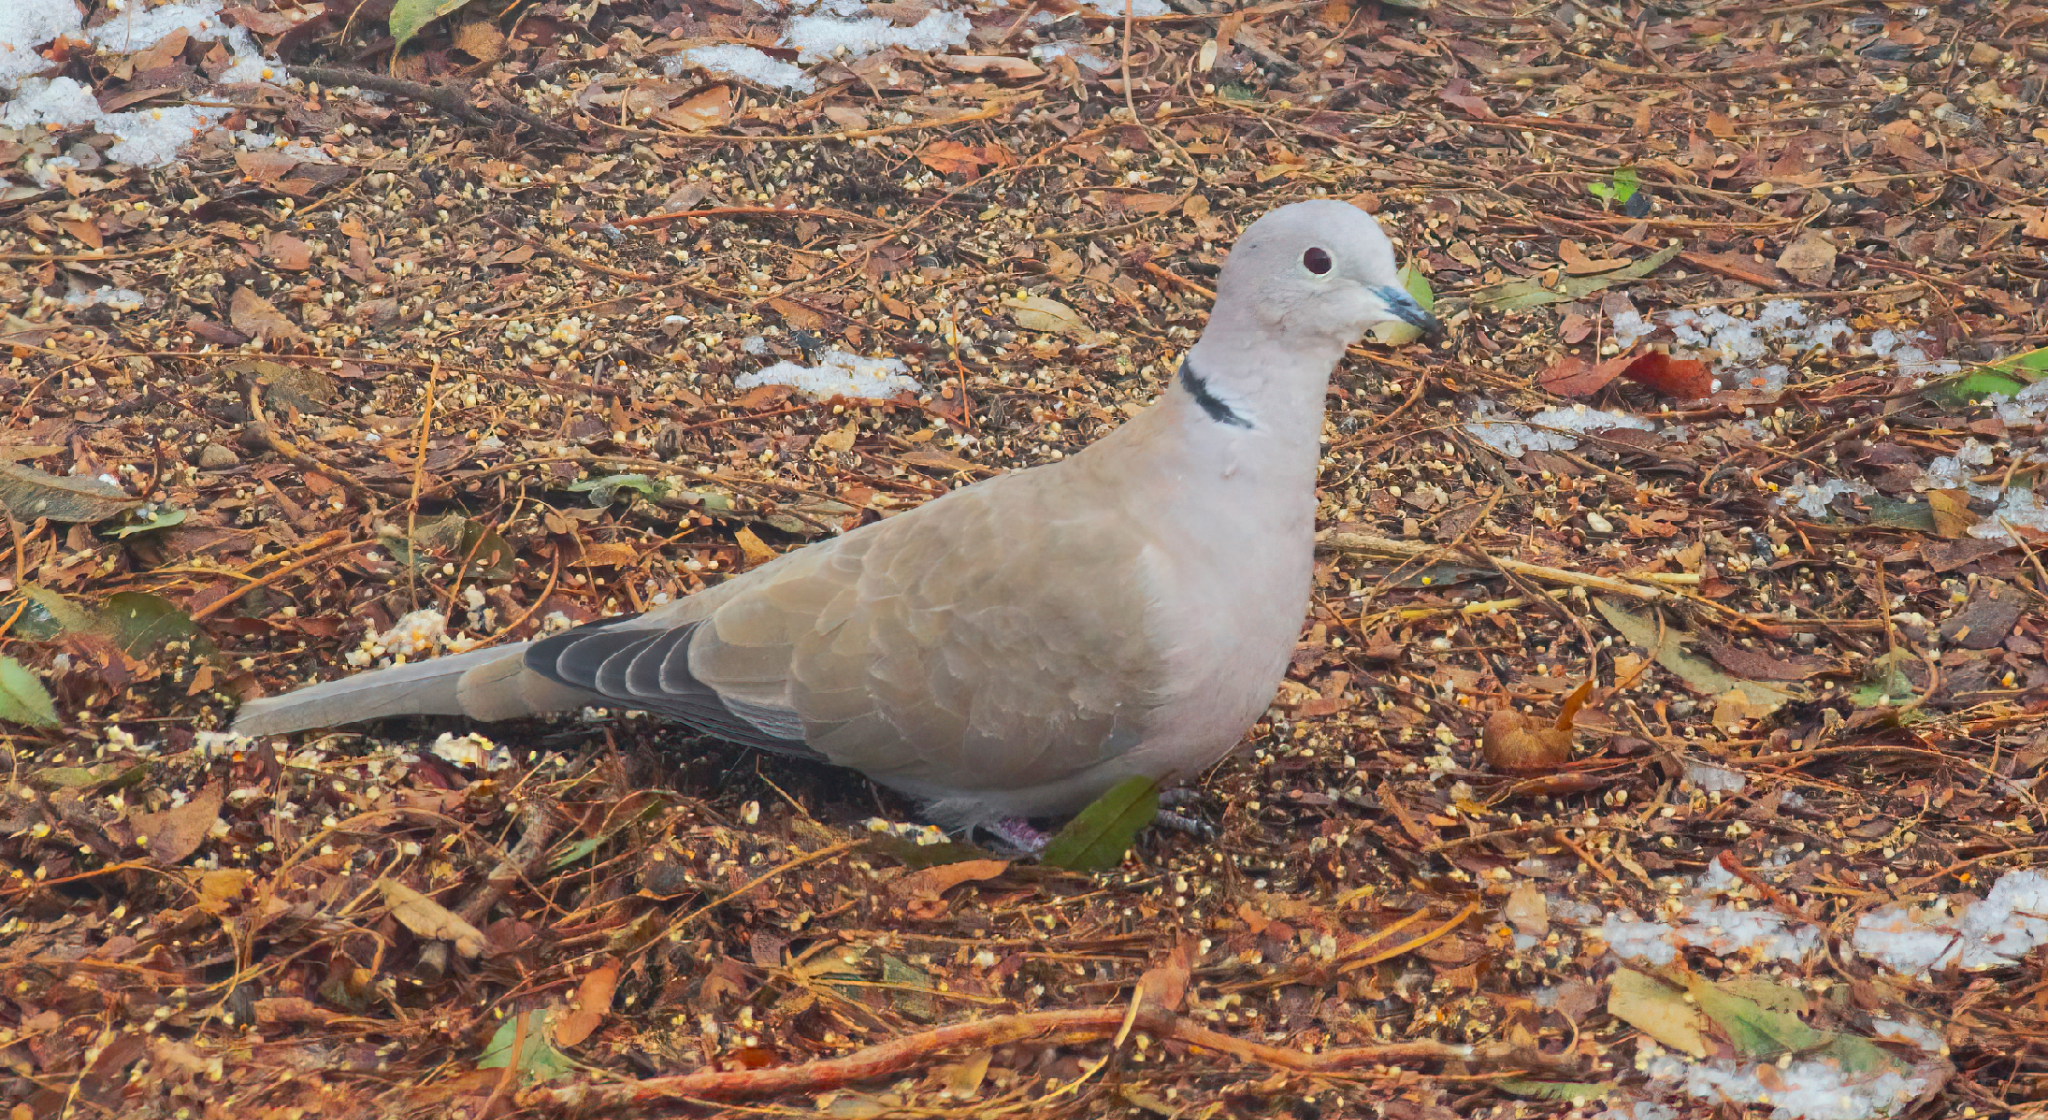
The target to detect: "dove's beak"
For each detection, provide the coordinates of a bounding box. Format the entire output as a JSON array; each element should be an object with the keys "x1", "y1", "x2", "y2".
[{"x1": 1375, "y1": 285, "x2": 1441, "y2": 336}]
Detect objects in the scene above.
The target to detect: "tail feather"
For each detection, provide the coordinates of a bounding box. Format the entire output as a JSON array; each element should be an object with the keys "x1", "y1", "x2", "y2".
[{"x1": 232, "y1": 644, "x2": 574, "y2": 736}]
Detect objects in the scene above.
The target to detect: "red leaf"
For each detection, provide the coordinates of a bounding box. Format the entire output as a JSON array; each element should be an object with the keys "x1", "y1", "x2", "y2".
[
  {"x1": 1439, "y1": 78, "x2": 1495, "y2": 119},
  {"x1": 1539, "y1": 352, "x2": 1634, "y2": 398},
  {"x1": 1621, "y1": 351, "x2": 1715, "y2": 399}
]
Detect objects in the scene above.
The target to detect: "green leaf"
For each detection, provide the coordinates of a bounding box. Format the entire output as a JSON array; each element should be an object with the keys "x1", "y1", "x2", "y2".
[
  {"x1": 547, "y1": 836, "x2": 605, "y2": 872},
  {"x1": 105, "y1": 505, "x2": 188, "y2": 538},
  {"x1": 1986, "y1": 344, "x2": 2048, "y2": 376},
  {"x1": 1688, "y1": 976, "x2": 1828, "y2": 1059},
  {"x1": 1472, "y1": 243, "x2": 1682, "y2": 311},
  {"x1": 1925, "y1": 371, "x2": 2027, "y2": 408},
  {"x1": 0, "y1": 655, "x2": 60, "y2": 728},
  {"x1": 385, "y1": 515, "x2": 516, "y2": 579},
  {"x1": 1494, "y1": 1079, "x2": 1613, "y2": 1103},
  {"x1": 1851, "y1": 649, "x2": 1919, "y2": 707},
  {"x1": 477, "y1": 1010, "x2": 578, "y2": 1082},
  {"x1": 1860, "y1": 494, "x2": 1936, "y2": 532},
  {"x1": 1367, "y1": 262, "x2": 1439, "y2": 347},
  {"x1": 566, "y1": 473, "x2": 666, "y2": 508},
  {"x1": 0, "y1": 461, "x2": 144, "y2": 524},
  {"x1": 104, "y1": 592, "x2": 214, "y2": 660},
  {"x1": 1039, "y1": 776, "x2": 1159, "y2": 871},
  {"x1": 389, "y1": 0, "x2": 480, "y2": 55},
  {"x1": 29, "y1": 762, "x2": 150, "y2": 790}
]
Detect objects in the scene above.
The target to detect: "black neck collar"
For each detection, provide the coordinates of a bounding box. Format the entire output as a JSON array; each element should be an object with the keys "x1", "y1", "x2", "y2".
[{"x1": 1178, "y1": 357, "x2": 1252, "y2": 429}]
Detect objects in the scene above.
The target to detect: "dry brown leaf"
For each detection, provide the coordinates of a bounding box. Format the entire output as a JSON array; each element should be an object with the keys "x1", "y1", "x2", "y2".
[
  {"x1": 733, "y1": 526, "x2": 779, "y2": 568},
  {"x1": 265, "y1": 232, "x2": 312, "y2": 271},
  {"x1": 379, "y1": 879, "x2": 487, "y2": 958},
  {"x1": 942, "y1": 54, "x2": 1042, "y2": 80},
  {"x1": 1927, "y1": 488, "x2": 1974, "y2": 538},
  {"x1": 1775, "y1": 231, "x2": 1837, "y2": 286},
  {"x1": 229, "y1": 286, "x2": 305, "y2": 345},
  {"x1": 1004, "y1": 294, "x2": 1086, "y2": 334},
  {"x1": 888, "y1": 858, "x2": 1008, "y2": 898},
  {"x1": 1135, "y1": 940, "x2": 1193, "y2": 1012},
  {"x1": 553, "y1": 962, "x2": 619, "y2": 1047},
  {"x1": 660, "y1": 85, "x2": 733, "y2": 132},
  {"x1": 129, "y1": 782, "x2": 223, "y2": 864},
  {"x1": 916, "y1": 139, "x2": 988, "y2": 178}
]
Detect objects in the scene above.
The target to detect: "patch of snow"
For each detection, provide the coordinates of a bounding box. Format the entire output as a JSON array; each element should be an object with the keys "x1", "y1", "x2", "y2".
[
  {"x1": 0, "y1": 0, "x2": 85, "y2": 84},
  {"x1": 1684, "y1": 761, "x2": 1748, "y2": 793},
  {"x1": 1, "y1": 0, "x2": 285, "y2": 167},
  {"x1": 1031, "y1": 40, "x2": 1113, "y2": 71},
  {"x1": 736, "y1": 349, "x2": 921, "y2": 399},
  {"x1": 1777, "y1": 471, "x2": 1875, "y2": 518},
  {"x1": 1643, "y1": 1050, "x2": 1933, "y2": 1120},
  {"x1": 783, "y1": 8, "x2": 970, "y2": 62},
  {"x1": 1970, "y1": 486, "x2": 2048, "y2": 543},
  {"x1": 65, "y1": 286, "x2": 147, "y2": 311},
  {"x1": 1853, "y1": 869, "x2": 2048, "y2": 976},
  {"x1": 1463, "y1": 401, "x2": 1654, "y2": 458},
  {"x1": 665, "y1": 44, "x2": 817, "y2": 92}
]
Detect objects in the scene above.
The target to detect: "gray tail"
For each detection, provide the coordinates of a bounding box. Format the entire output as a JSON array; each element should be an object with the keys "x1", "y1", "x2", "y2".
[{"x1": 231, "y1": 644, "x2": 529, "y2": 737}]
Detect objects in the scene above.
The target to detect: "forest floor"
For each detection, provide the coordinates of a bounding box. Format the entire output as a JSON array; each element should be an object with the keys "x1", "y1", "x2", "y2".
[{"x1": 4, "y1": 0, "x2": 2048, "y2": 1115}]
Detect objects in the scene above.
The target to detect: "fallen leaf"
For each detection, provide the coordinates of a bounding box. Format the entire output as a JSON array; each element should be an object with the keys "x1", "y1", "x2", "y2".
[
  {"x1": 1004, "y1": 294, "x2": 1087, "y2": 334},
  {"x1": 1594, "y1": 599, "x2": 1797, "y2": 712},
  {"x1": 1608, "y1": 969, "x2": 1708, "y2": 1057},
  {"x1": 733, "y1": 526, "x2": 779, "y2": 567},
  {"x1": 1775, "y1": 231, "x2": 1837, "y2": 286},
  {"x1": 553, "y1": 962, "x2": 618, "y2": 1047},
  {"x1": 0, "y1": 655, "x2": 60, "y2": 728},
  {"x1": 129, "y1": 781, "x2": 224, "y2": 864},
  {"x1": 379, "y1": 879, "x2": 486, "y2": 958},
  {"x1": 916, "y1": 139, "x2": 988, "y2": 177},
  {"x1": 1135, "y1": 941, "x2": 1193, "y2": 1012},
  {"x1": 1539, "y1": 352, "x2": 1634, "y2": 398},
  {"x1": 1621, "y1": 351, "x2": 1715, "y2": 400},
  {"x1": 942, "y1": 54, "x2": 1042, "y2": 80},
  {"x1": 229, "y1": 286, "x2": 306, "y2": 345},
  {"x1": 1926, "y1": 489, "x2": 1974, "y2": 539},
  {"x1": 265, "y1": 232, "x2": 313, "y2": 271},
  {"x1": 888, "y1": 858, "x2": 1008, "y2": 899},
  {"x1": 0, "y1": 461, "x2": 143, "y2": 523},
  {"x1": 660, "y1": 85, "x2": 733, "y2": 132}
]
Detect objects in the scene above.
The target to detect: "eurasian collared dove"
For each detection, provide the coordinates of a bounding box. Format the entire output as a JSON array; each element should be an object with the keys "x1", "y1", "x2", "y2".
[{"x1": 232, "y1": 200, "x2": 1436, "y2": 838}]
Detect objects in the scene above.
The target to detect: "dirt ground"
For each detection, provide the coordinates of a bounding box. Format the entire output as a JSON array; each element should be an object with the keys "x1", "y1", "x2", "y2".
[{"x1": 4, "y1": 0, "x2": 2048, "y2": 1115}]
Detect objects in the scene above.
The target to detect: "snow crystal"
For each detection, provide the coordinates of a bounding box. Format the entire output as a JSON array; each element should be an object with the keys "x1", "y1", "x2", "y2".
[
  {"x1": 783, "y1": 8, "x2": 970, "y2": 61},
  {"x1": 1853, "y1": 870, "x2": 2048, "y2": 975},
  {"x1": 736, "y1": 350, "x2": 921, "y2": 400},
  {"x1": 0, "y1": 0, "x2": 283, "y2": 166},
  {"x1": 1463, "y1": 401, "x2": 1654, "y2": 458},
  {"x1": 65, "y1": 286, "x2": 147, "y2": 311},
  {"x1": 1032, "y1": 40, "x2": 1114, "y2": 71},
  {"x1": 1778, "y1": 472, "x2": 1875, "y2": 518},
  {"x1": 0, "y1": 0, "x2": 84, "y2": 84},
  {"x1": 1610, "y1": 309, "x2": 1655, "y2": 349},
  {"x1": 1600, "y1": 915, "x2": 1679, "y2": 965},
  {"x1": 1, "y1": 76, "x2": 104, "y2": 129},
  {"x1": 665, "y1": 44, "x2": 817, "y2": 92},
  {"x1": 1599, "y1": 1102, "x2": 1681, "y2": 1120},
  {"x1": 1968, "y1": 487, "x2": 2048, "y2": 543},
  {"x1": 1684, "y1": 761, "x2": 1748, "y2": 793},
  {"x1": 1990, "y1": 380, "x2": 2048, "y2": 427},
  {"x1": 1644, "y1": 1051, "x2": 1931, "y2": 1120}
]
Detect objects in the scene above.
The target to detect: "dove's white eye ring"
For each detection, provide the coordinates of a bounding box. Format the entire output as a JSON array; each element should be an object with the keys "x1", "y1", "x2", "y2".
[{"x1": 1303, "y1": 247, "x2": 1332, "y2": 275}]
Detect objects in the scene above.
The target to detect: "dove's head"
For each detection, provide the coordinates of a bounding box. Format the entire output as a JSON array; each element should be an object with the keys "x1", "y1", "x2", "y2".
[{"x1": 1212, "y1": 200, "x2": 1438, "y2": 346}]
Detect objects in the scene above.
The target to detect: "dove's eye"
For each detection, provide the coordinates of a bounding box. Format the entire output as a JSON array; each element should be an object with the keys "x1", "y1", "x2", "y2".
[{"x1": 1302, "y1": 247, "x2": 1332, "y2": 275}]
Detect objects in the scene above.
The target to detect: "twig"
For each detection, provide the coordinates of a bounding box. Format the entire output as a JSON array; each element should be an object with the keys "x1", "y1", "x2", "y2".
[
  {"x1": 526, "y1": 1005, "x2": 1518, "y2": 1109},
  {"x1": 294, "y1": 65, "x2": 576, "y2": 142},
  {"x1": 189, "y1": 531, "x2": 355, "y2": 622},
  {"x1": 241, "y1": 382, "x2": 391, "y2": 510},
  {"x1": 1320, "y1": 531, "x2": 1668, "y2": 602},
  {"x1": 421, "y1": 800, "x2": 559, "y2": 976}
]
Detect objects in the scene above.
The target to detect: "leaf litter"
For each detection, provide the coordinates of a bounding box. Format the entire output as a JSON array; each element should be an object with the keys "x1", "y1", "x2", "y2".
[{"x1": 3, "y1": 0, "x2": 2048, "y2": 1114}]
